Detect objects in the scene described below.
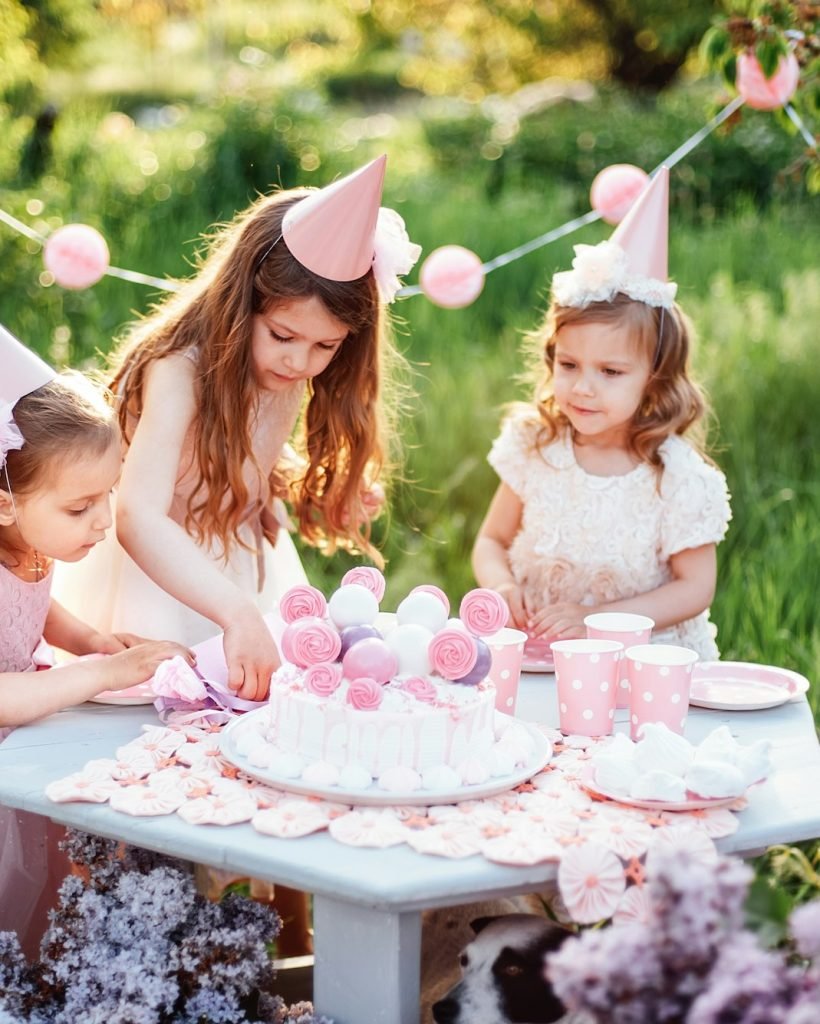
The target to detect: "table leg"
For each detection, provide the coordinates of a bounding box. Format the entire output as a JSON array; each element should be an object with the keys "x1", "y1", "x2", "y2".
[{"x1": 313, "y1": 895, "x2": 421, "y2": 1024}]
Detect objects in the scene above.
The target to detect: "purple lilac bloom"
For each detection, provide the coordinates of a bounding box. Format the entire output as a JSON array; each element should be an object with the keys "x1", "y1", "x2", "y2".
[{"x1": 791, "y1": 900, "x2": 820, "y2": 960}]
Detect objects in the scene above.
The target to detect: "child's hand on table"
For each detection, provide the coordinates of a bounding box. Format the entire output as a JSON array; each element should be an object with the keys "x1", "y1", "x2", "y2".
[
  {"x1": 222, "y1": 608, "x2": 281, "y2": 702},
  {"x1": 528, "y1": 602, "x2": 589, "y2": 640},
  {"x1": 105, "y1": 641, "x2": 195, "y2": 691}
]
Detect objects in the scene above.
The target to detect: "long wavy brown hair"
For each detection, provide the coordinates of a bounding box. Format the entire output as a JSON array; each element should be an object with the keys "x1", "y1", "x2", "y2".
[
  {"x1": 516, "y1": 293, "x2": 710, "y2": 474},
  {"x1": 109, "y1": 189, "x2": 405, "y2": 565}
]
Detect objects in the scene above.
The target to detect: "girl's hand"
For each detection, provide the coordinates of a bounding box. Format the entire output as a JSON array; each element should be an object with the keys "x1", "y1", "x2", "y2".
[
  {"x1": 528, "y1": 602, "x2": 589, "y2": 640},
  {"x1": 87, "y1": 631, "x2": 159, "y2": 655},
  {"x1": 222, "y1": 611, "x2": 281, "y2": 702},
  {"x1": 106, "y1": 641, "x2": 195, "y2": 691},
  {"x1": 494, "y1": 582, "x2": 529, "y2": 631}
]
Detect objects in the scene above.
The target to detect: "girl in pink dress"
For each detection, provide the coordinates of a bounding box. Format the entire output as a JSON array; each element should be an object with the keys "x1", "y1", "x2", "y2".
[
  {"x1": 472, "y1": 169, "x2": 731, "y2": 659},
  {"x1": 0, "y1": 325, "x2": 191, "y2": 958}
]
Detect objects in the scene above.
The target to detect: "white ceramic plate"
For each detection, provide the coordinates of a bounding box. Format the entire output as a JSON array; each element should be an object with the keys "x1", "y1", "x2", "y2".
[
  {"x1": 521, "y1": 656, "x2": 555, "y2": 674},
  {"x1": 89, "y1": 682, "x2": 156, "y2": 706},
  {"x1": 689, "y1": 661, "x2": 809, "y2": 712},
  {"x1": 579, "y1": 765, "x2": 745, "y2": 812},
  {"x1": 219, "y1": 710, "x2": 553, "y2": 807},
  {"x1": 521, "y1": 639, "x2": 555, "y2": 673}
]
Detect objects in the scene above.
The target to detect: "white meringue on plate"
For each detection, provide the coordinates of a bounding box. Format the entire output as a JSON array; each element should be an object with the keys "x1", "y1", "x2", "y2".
[
  {"x1": 630, "y1": 770, "x2": 688, "y2": 803},
  {"x1": 684, "y1": 759, "x2": 746, "y2": 799},
  {"x1": 633, "y1": 722, "x2": 695, "y2": 777}
]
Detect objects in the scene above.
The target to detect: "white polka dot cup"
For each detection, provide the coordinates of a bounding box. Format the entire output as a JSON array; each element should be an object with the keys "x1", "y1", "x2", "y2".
[
  {"x1": 624, "y1": 643, "x2": 699, "y2": 741},
  {"x1": 485, "y1": 628, "x2": 528, "y2": 714},
  {"x1": 583, "y1": 613, "x2": 655, "y2": 709},
  {"x1": 550, "y1": 638, "x2": 623, "y2": 737}
]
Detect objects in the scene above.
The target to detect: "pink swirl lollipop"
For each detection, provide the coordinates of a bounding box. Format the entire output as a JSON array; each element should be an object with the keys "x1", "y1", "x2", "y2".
[
  {"x1": 429, "y1": 628, "x2": 478, "y2": 680},
  {"x1": 303, "y1": 662, "x2": 343, "y2": 697},
  {"x1": 341, "y1": 566, "x2": 386, "y2": 602},
  {"x1": 279, "y1": 584, "x2": 327, "y2": 624},
  {"x1": 400, "y1": 676, "x2": 438, "y2": 704},
  {"x1": 281, "y1": 616, "x2": 342, "y2": 667},
  {"x1": 459, "y1": 588, "x2": 509, "y2": 636},
  {"x1": 346, "y1": 677, "x2": 383, "y2": 711},
  {"x1": 410, "y1": 584, "x2": 450, "y2": 615}
]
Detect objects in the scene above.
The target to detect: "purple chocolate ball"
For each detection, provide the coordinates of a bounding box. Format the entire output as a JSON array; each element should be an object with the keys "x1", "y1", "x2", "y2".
[
  {"x1": 339, "y1": 624, "x2": 382, "y2": 658},
  {"x1": 455, "y1": 638, "x2": 492, "y2": 686}
]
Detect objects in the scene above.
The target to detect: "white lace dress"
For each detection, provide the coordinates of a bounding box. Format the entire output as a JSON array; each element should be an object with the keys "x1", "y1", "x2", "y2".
[{"x1": 488, "y1": 413, "x2": 732, "y2": 660}]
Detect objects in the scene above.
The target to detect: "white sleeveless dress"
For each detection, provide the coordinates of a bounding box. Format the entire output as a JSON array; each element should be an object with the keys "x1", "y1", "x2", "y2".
[{"x1": 53, "y1": 354, "x2": 308, "y2": 647}]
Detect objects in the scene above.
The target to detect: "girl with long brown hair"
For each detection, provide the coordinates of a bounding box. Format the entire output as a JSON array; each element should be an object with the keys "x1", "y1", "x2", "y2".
[
  {"x1": 472, "y1": 169, "x2": 731, "y2": 659},
  {"x1": 55, "y1": 155, "x2": 419, "y2": 702}
]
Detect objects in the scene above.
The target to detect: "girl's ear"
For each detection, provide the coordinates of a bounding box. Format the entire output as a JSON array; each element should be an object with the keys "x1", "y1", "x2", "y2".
[{"x1": 0, "y1": 488, "x2": 16, "y2": 526}]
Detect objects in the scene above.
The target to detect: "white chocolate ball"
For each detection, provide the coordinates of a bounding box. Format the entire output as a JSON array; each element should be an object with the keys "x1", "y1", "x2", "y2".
[
  {"x1": 385, "y1": 623, "x2": 434, "y2": 676},
  {"x1": 396, "y1": 591, "x2": 448, "y2": 633},
  {"x1": 328, "y1": 583, "x2": 379, "y2": 629}
]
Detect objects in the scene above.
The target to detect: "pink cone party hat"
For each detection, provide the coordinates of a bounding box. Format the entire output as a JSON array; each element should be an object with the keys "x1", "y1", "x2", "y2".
[
  {"x1": 1, "y1": 323, "x2": 56, "y2": 406},
  {"x1": 283, "y1": 155, "x2": 386, "y2": 281},
  {"x1": 552, "y1": 165, "x2": 677, "y2": 309}
]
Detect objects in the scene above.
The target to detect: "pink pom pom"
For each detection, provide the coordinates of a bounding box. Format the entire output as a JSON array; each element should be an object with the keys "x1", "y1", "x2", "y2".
[
  {"x1": 419, "y1": 245, "x2": 485, "y2": 309},
  {"x1": 590, "y1": 164, "x2": 650, "y2": 225},
  {"x1": 737, "y1": 52, "x2": 799, "y2": 111},
  {"x1": 43, "y1": 224, "x2": 110, "y2": 290}
]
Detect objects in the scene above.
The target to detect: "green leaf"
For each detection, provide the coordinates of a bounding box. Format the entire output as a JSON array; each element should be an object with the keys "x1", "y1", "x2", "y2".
[
  {"x1": 756, "y1": 40, "x2": 783, "y2": 79},
  {"x1": 745, "y1": 875, "x2": 795, "y2": 945},
  {"x1": 806, "y1": 162, "x2": 820, "y2": 195},
  {"x1": 721, "y1": 53, "x2": 738, "y2": 88},
  {"x1": 700, "y1": 26, "x2": 731, "y2": 68}
]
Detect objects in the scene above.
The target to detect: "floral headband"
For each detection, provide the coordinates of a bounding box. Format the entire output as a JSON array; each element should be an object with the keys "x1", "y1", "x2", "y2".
[
  {"x1": 0, "y1": 401, "x2": 25, "y2": 473},
  {"x1": 552, "y1": 239, "x2": 678, "y2": 310}
]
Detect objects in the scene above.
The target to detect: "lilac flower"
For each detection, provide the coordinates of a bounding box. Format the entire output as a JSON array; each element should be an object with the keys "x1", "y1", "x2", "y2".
[
  {"x1": 791, "y1": 900, "x2": 820, "y2": 960},
  {"x1": 3, "y1": 828, "x2": 333, "y2": 1024}
]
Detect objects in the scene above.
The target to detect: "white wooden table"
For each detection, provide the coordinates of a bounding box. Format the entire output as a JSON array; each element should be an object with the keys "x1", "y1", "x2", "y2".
[{"x1": 1, "y1": 673, "x2": 818, "y2": 1024}]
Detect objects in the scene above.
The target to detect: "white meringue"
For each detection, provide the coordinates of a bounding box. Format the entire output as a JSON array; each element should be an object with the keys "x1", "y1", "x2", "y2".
[
  {"x1": 630, "y1": 770, "x2": 688, "y2": 802},
  {"x1": 693, "y1": 725, "x2": 740, "y2": 766},
  {"x1": 734, "y1": 739, "x2": 772, "y2": 787},
  {"x1": 684, "y1": 759, "x2": 746, "y2": 799},
  {"x1": 594, "y1": 753, "x2": 641, "y2": 795},
  {"x1": 633, "y1": 722, "x2": 695, "y2": 777}
]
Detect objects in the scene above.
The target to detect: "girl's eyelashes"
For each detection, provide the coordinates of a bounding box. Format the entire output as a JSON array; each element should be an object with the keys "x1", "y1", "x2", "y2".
[{"x1": 268, "y1": 329, "x2": 293, "y2": 342}]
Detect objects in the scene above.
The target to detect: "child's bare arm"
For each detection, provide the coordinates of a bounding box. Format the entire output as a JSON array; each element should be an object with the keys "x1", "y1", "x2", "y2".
[
  {"x1": 0, "y1": 640, "x2": 192, "y2": 728},
  {"x1": 529, "y1": 543, "x2": 718, "y2": 640},
  {"x1": 472, "y1": 483, "x2": 529, "y2": 629},
  {"x1": 115, "y1": 355, "x2": 279, "y2": 701}
]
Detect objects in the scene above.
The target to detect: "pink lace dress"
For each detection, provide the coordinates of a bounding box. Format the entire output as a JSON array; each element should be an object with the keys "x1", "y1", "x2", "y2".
[
  {"x1": 52, "y1": 356, "x2": 309, "y2": 647},
  {"x1": 0, "y1": 564, "x2": 71, "y2": 960},
  {"x1": 488, "y1": 411, "x2": 732, "y2": 659}
]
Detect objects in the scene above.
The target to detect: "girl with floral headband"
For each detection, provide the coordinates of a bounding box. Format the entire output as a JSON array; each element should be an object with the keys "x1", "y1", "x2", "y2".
[
  {"x1": 56, "y1": 155, "x2": 420, "y2": 703},
  {"x1": 472, "y1": 168, "x2": 731, "y2": 659}
]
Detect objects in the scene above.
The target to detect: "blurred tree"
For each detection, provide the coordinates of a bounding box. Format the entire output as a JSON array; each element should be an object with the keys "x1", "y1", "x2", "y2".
[{"x1": 353, "y1": 0, "x2": 721, "y2": 97}]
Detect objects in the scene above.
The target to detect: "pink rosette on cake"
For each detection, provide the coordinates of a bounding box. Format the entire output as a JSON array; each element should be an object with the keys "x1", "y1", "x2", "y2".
[
  {"x1": 341, "y1": 566, "x2": 386, "y2": 602},
  {"x1": 428, "y1": 628, "x2": 478, "y2": 681},
  {"x1": 400, "y1": 676, "x2": 438, "y2": 704},
  {"x1": 459, "y1": 588, "x2": 509, "y2": 637},
  {"x1": 303, "y1": 661, "x2": 343, "y2": 697},
  {"x1": 346, "y1": 676, "x2": 383, "y2": 711},
  {"x1": 151, "y1": 655, "x2": 208, "y2": 701},
  {"x1": 410, "y1": 584, "x2": 450, "y2": 614},
  {"x1": 281, "y1": 616, "x2": 342, "y2": 668},
  {"x1": 279, "y1": 584, "x2": 328, "y2": 624}
]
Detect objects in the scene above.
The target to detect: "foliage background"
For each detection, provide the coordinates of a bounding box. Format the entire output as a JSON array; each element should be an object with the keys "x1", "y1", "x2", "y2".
[{"x1": 0, "y1": 0, "x2": 817, "y2": 721}]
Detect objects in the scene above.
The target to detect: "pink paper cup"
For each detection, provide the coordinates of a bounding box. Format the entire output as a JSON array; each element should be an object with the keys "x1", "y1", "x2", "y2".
[
  {"x1": 625, "y1": 643, "x2": 699, "y2": 741},
  {"x1": 485, "y1": 627, "x2": 527, "y2": 714},
  {"x1": 584, "y1": 613, "x2": 655, "y2": 709},
  {"x1": 551, "y1": 639, "x2": 623, "y2": 737}
]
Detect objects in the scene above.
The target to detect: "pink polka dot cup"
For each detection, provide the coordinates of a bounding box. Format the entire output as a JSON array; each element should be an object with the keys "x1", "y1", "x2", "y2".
[
  {"x1": 485, "y1": 628, "x2": 527, "y2": 714},
  {"x1": 584, "y1": 613, "x2": 654, "y2": 709},
  {"x1": 551, "y1": 639, "x2": 623, "y2": 737},
  {"x1": 625, "y1": 643, "x2": 699, "y2": 741}
]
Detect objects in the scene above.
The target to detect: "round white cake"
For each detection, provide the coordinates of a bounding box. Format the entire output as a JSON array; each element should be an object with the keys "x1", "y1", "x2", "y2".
[{"x1": 233, "y1": 571, "x2": 539, "y2": 794}]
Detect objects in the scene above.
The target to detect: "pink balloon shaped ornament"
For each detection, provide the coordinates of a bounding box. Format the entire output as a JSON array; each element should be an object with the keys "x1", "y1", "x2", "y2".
[
  {"x1": 737, "y1": 52, "x2": 799, "y2": 111},
  {"x1": 43, "y1": 223, "x2": 110, "y2": 290},
  {"x1": 420, "y1": 245, "x2": 485, "y2": 309},
  {"x1": 590, "y1": 164, "x2": 650, "y2": 225}
]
